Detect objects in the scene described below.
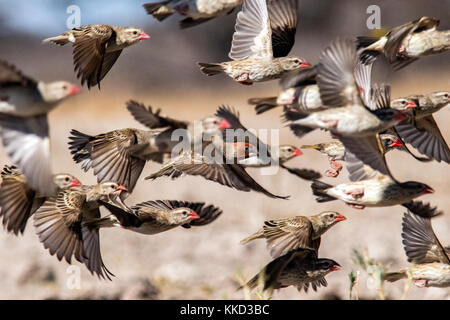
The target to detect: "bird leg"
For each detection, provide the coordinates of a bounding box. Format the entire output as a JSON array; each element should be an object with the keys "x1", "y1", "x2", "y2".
[
  {"x1": 413, "y1": 279, "x2": 428, "y2": 288},
  {"x1": 345, "y1": 188, "x2": 365, "y2": 199},
  {"x1": 325, "y1": 169, "x2": 339, "y2": 178},
  {"x1": 330, "y1": 160, "x2": 343, "y2": 172},
  {"x1": 346, "y1": 203, "x2": 365, "y2": 210},
  {"x1": 235, "y1": 73, "x2": 252, "y2": 85}
]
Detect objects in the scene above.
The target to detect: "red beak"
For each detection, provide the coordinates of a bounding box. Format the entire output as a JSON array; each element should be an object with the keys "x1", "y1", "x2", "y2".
[
  {"x1": 218, "y1": 118, "x2": 231, "y2": 130},
  {"x1": 188, "y1": 210, "x2": 200, "y2": 220},
  {"x1": 70, "y1": 178, "x2": 82, "y2": 187},
  {"x1": 299, "y1": 62, "x2": 311, "y2": 68},
  {"x1": 423, "y1": 186, "x2": 434, "y2": 194},
  {"x1": 115, "y1": 185, "x2": 128, "y2": 195},
  {"x1": 335, "y1": 214, "x2": 346, "y2": 222},
  {"x1": 330, "y1": 265, "x2": 341, "y2": 271},
  {"x1": 139, "y1": 32, "x2": 150, "y2": 40},
  {"x1": 390, "y1": 138, "x2": 403, "y2": 148},
  {"x1": 292, "y1": 148, "x2": 302, "y2": 157},
  {"x1": 68, "y1": 85, "x2": 81, "y2": 95},
  {"x1": 406, "y1": 100, "x2": 417, "y2": 109}
]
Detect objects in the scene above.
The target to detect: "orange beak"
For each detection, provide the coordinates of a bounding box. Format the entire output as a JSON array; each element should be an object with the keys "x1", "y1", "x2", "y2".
[
  {"x1": 70, "y1": 178, "x2": 82, "y2": 187},
  {"x1": 188, "y1": 210, "x2": 200, "y2": 220},
  {"x1": 335, "y1": 214, "x2": 346, "y2": 222},
  {"x1": 139, "y1": 32, "x2": 150, "y2": 40},
  {"x1": 68, "y1": 85, "x2": 81, "y2": 95},
  {"x1": 115, "y1": 185, "x2": 128, "y2": 195}
]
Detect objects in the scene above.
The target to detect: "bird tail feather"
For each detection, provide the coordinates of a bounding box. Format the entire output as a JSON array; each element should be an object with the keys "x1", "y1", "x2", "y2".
[
  {"x1": 384, "y1": 271, "x2": 407, "y2": 282},
  {"x1": 311, "y1": 180, "x2": 336, "y2": 203},
  {"x1": 198, "y1": 62, "x2": 224, "y2": 76},
  {"x1": 240, "y1": 229, "x2": 265, "y2": 245},
  {"x1": 248, "y1": 97, "x2": 279, "y2": 115},
  {"x1": 143, "y1": 1, "x2": 173, "y2": 21}
]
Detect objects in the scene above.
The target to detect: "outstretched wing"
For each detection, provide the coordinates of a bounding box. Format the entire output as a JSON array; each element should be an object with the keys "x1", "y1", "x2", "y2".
[
  {"x1": 229, "y1": 0, "x2": 273, "y2": 60},
  {"x1": 268, "y1": 0, "x2": 298, "y2": 58}
]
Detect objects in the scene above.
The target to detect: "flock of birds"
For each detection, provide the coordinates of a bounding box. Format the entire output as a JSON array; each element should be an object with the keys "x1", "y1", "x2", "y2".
[{"x1": 0, "y1": 0, "x2": 449, "y2": 297}]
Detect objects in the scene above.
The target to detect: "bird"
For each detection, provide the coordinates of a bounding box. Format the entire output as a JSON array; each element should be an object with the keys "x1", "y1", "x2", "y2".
[
  {"x1": 143, "y1": 0, "x2": 242, "y2": 28},
  {"x1": 84, "y1": 199, "x2": 222, "y2": 235},
  {"x1": 385, "y1": 208, "x2": 450, "y2": 288},
  {"x1": 240, "y1": 211, "x2": 346, "y2": 258},
  {"x1": 301, "y1": 133, "x2": 404, "y2": 178},
  {"x1": 391, "y1": 91, "x2": 450, "y2": 163},
  {"x1": 241, "y1": 248, "x2": 340, "y2": 294},
  {"x1": 286, "y1": 38, "x2": 406, "y2": 139},
  {"x1": 310, "y1": 147, "x2": 435, "y2": 214},
  {"x1": 145, "y1": 141, "x2": 290, "y2": 199},
  {"x1": 43, "y1": 25, "x2": 150, "y2": 89},
  {"x1": 249, "y1": 66, "x2": 323, "y2": 115},
  {"x1": 33, "y1": 182, "x2": 128, "y2": 280},
  {"x1": 356, "y1": 16, "x2": 450, "y2": 70},
  {"x1": 198, "y1": 0, "x2": 310, "y2": 85},
  {"x1": 68, "y1": 101, "x2": 230, "y2": 193},
  {"x1": 0, "y1": 165, "x2": 81, "y2": 235},
  {"x1": 0, "y1": 60, "x2": 80, "y2": 196},
  {"x1": 215, "y1": 105, "x2": 322, "y2": 180}
]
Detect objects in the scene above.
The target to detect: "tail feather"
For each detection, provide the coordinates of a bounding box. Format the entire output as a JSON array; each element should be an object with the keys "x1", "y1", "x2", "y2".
[
  {"x1": 311, "y1": 180, "x2": 336, "y2": 203},
  {"x1": 384, "y1": 271, "x2": 407, "y2": 283},
  {"x1": 240, "y1": 229, "x2": 264, "y2": 245},
  {"x1": 198, "y1": 62, "x2": 224, "y2": 76},
  {"x1": 42, "y1": 34, "x2": 71, "y2": 45},
  {"x1": 68, "y1": 129, "x2": 94, "y2": 171},
  {"x1": 248, "y1": 97, "x2": 279, "y2": 115},
  {"x1": 356, "y1": 36, "x2": 380, "y2": 50},
  {"x1": 180, "y1": 17, "x2": 213, "y2": 29},
  {"x1": 143, "y1": 1, "x2": 173, "y2": 21}
]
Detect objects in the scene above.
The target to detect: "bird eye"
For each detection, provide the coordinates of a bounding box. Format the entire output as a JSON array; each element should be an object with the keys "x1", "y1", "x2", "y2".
[
  {"x1": 65, "y1": 177, "x2": 70, "y2": 182},
  {"x1": 63, "y1": 85, "x2": 68, "y2": 90},
  {"x1": 133, "y1": 31, "x2": 138, "y2": 35}
]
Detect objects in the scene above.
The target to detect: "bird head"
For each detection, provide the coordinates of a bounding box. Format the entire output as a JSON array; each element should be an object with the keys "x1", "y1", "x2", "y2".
[
  {"x1": 39, "y1": 81, "x2": 80, "y2": 103},
  {"x1": 280, "y1": 57, "x2": 311, "y2": 71},
  {"x1": 428, "y1": 91, "x2": 450, "y2": 107},
  {"x1": 170, "y1": 208, "x2": 200, "y2": 225},
  {"x1": 53, "y1": 174, "x2": 82, "y2": 189},
  {"x1": 379, "y1": 134, "x2": 403, "y2": 151},
  {"x1": 97, "y1": 182, "x2": 128, "y2": 197},
  {"x1": 122, "y1": 27, "x2": 150, "y2": 45},
  {"x1": 313, "y1": 259, "x2": 341, "y2": 274},
  {"x1": 402, "y1": 181, "x2": 434, "y2": 196},
  {"x1": 313, "y1": 211, "x2": 346, "y2": 234},
  {"x1": 279, "y1": 145, "x2": 302, "y2": 162},
  {"x1": 391, "y1": 98, "x2": 417, "y2": 110}
]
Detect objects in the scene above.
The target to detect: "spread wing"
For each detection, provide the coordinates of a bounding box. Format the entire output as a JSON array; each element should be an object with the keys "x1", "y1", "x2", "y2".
[
  {"x1": 0, "y1": 113, "x2": 54, "y2": 196},
  {"x1": 126, "y1": 100, "x2": 188, "y2": 130},
  {"x1": 70, "y1": 25, "x2": 114, "y2": 89},
  {"x1": 262, "y1": 217, "x2": 319, "y2": 258},
  {"x1": 268, "y1": 0, "x2": 298, "y2": 58},
  {"x1": 229, "y1": 0, "x2": 273, "y2": 60},
  {"x1": 341, "y1": 135, "x2": 394, "y2": 182},
  {"x1": 145, "y1": 152, "x2": 289, "y2": 199},
  {"x1": 402, "y1": 210, "x2": 450, "y2": 265},
  {"x1": 0, "y1": 165, "x2": 39, "y2": 235},
  {"x1": 280, "y1": 66, "x2": 317, "y2": 89},
  {"x1": 87, "y1": 129, "x2": 146, "y2": 192},
  {"x1": 0, "y1": 60, "x2": 37, "y2": 89},
  {"x1": 395, "y1": 115, "x2": 450, "y2": 163},
  {"x1": 316, "y1": 38, "x2": 361, "y2": 108}
]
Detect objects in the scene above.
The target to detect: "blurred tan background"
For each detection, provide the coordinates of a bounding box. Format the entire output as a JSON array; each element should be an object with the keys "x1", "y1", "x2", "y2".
[{"x1": 0, "y1": 0, "x2": 449, "y2": 300}]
